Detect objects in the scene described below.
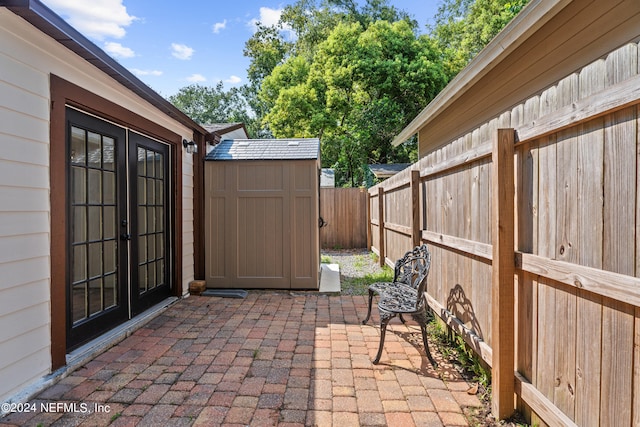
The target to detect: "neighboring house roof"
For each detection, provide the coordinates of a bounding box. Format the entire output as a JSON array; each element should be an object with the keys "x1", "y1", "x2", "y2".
[
  {"x1": 203, "y1": 123, "x2": 246, "y2": 134},
  {"x1": 1, "y1": 0, "x2": 206, "y2": 135},
  {"x1": 206, "y1": 139, "x2": 320, "y2": 161},
  {"x1": 321, "y1": 168, "x2": 335, "y2": 187},
  {"x1": 368, "y1": 163, "x2": 411, "y2": 179}
]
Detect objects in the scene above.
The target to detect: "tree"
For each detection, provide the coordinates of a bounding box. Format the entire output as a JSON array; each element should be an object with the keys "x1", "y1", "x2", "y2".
[
  {"x1": 260, "y1": 20, "x2": 447, "y2": 186},
  {"x1": 430, "y1": 0, "x2": 530, "y2": 78},
  {"x1": 168, "y1": 82, "x2": 260, "y2": 137}
]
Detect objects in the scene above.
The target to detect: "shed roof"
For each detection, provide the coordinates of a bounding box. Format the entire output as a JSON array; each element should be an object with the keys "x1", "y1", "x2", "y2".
[{"x1": 206, "y1": 138, "x2": 320, "y2": 161}]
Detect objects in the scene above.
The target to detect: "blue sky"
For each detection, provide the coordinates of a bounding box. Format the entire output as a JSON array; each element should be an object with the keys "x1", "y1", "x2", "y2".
[{"x1": 41, "y1": 0, "x2": 442, "y2": 98}]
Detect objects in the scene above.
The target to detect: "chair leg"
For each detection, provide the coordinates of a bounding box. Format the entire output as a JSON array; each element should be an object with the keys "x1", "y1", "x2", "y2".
[
  {"x1": 399, "y1": 314, "x2": 406, "y2": 324},
  {"x1": 362, "y1": 288, "x2": 375, "y2": 324},
  {"x1": 414, "y1": 310, "x2": 437, "y2": 368},
  {"x1": 373, "y1": 311, "x2": 394, "y2": 364}
]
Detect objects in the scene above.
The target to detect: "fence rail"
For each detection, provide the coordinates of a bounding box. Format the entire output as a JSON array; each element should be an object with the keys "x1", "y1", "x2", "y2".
[{"x1": 368, "y1": 41, "x2": 640, "y2": 426}]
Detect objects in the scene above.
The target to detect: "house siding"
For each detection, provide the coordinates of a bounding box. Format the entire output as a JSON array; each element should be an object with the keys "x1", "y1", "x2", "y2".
[{"x1": 0, "y1": 8, "x2": 195, "y2": 402}]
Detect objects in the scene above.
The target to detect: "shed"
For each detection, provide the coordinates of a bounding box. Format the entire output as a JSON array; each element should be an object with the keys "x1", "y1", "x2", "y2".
[{"x1": 205, "y1": 139, "x2": 321, "y2": 289}]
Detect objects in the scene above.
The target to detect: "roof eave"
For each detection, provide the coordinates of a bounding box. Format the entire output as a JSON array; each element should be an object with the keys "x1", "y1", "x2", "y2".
[
  {"x1": 1, "y1": 0, "x2": 207, "y2": 135},
  {"x1": 392, "y1": 0, "x2": 572, "y2": 147}
]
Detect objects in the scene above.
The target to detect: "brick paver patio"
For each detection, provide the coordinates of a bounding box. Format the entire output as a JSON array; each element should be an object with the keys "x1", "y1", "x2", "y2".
[{"x1": 1, "y1": 293, "x2": 481, "y2": 426}]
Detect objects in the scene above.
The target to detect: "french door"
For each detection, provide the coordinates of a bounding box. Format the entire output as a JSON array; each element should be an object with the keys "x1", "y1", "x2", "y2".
[{"x1": 66, "y1": 108, "x2": 172, "y2": 349}]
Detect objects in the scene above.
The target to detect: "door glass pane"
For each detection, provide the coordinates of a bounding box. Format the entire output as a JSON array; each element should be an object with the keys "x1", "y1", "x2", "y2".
[
  {"x1": 88, "y1": 278, "x2": 103, "y2": 316},
  {"x1": 155, "y1": 153, "x2": 164, "y2": 178},
  {"x1": 138, "y1": 206, "x2": 146, "y2": 234},
  {"x1": 88, "y1": 169, "x2": 102, "y2": 204},
  {"x1": 71, "y1": 127, "x2": 86, "y2": 165},
  {"x1": 146, "y1": 150, "x2": 155, "y2": 178},
  {"x1": 72, "y1": 283, "x2": 87, "y2": 323},
  {"x1": 139, "y1": 264, "x2": 147, "y2": 293},
  {"x1": 88, "y1": 207, "x2": 102, "y2": 241},
  {"x1": 104, "y1": 240, "x2": 116, "y2": 274},
  {"x1": 88, "y1": 242, "x2": 102, "y2": 279},
  {"x1": 138, "y1": 177, "x2": 146, "y2": 204},
  {"x1": 104, "y1": 274, "x2": 117, "y2": 308},
  {"x1": 72, "y1": 167, "x2": 86, "y2": 203},
  {"x1": 103, "y1": 137, "x2": 115, "y2": 171},
  {"x1": 73, "y1": 245, "x2": 87, "y2": 283},
  {"x1": 137, "y1": 147, "x2": 146, "y2": 175},
  {"x1": 103, "y1": 171, "x2": 115, "y2": 204},
  {"x1": 87, "y1": 132, "x2": 101, "y2": 168},
  {"x1": 104, "y1": 206, "x2": 116, "y2": 239},
  {"x1": 73, "y1": 207, "x2": 86, "y2": 243}
]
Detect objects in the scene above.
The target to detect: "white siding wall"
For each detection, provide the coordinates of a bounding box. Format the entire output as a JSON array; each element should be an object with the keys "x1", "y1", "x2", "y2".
[{"x1": 0, "y1": 9, "x2": 195, "y2": 401}]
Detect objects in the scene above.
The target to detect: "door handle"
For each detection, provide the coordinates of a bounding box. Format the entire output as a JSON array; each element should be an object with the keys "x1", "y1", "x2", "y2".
[{"x1": 120, "y1": 233, "x2": 132, "y2": 241}]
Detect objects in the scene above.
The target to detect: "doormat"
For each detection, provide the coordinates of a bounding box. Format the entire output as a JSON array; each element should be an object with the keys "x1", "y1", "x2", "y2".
[{"x1": 201, "y1": 289, "x2": 248, "y2": 299}]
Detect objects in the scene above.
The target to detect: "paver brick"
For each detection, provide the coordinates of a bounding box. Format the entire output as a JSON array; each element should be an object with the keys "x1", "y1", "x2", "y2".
[{"x1": 21, "y1": 294, "x2": 472, "y2": 427}]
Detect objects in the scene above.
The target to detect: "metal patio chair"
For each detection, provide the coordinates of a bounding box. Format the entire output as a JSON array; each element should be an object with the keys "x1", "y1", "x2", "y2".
[
  {"x1": 362, "y1": 245, "x2": 428, "y2": 325},
  {"x1": 370, "y1": 244, "x2": 436, "y2": 367}
]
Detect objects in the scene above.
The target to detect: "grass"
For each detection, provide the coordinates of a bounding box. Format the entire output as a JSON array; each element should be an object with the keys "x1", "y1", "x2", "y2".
[{"x1": 340, "y1": 266, "x2": 394, "y2": 295}]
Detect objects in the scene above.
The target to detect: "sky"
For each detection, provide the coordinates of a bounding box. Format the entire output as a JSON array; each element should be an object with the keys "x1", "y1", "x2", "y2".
[{"x1": 41, "y1": 0, "x2": 443, "y2": 98}]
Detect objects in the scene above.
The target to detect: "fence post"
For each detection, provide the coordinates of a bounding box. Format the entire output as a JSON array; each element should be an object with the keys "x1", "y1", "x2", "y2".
[
  {"x1": 411, "y1": 169, "x2": 421, "y2": 247},
  {"x1": 491, "y1": 128, "x2": 516, "y2": 420},
  {"x1": 378, "y1": 186, "x2": 385, "y2": 267},
  {"x1": 367, "y1": 191, "x2": 372, "y2": 250}
]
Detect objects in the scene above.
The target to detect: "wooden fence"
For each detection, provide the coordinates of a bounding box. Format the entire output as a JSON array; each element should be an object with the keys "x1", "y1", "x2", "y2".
[
  {"x1": 320, "y1": 187, "x2": 367, "y2": 249},
  {"x1": 368, "y1": 42, "x2": 640, "y2": 426}
]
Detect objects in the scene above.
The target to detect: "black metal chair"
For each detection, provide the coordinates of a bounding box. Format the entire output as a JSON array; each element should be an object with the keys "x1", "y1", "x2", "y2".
[
  {"x1": 362, "y1": 246, "x2": 420, "y2": 325},
  {"x1": 370, "y1": 244, "x2": 436, "y2": 367}
]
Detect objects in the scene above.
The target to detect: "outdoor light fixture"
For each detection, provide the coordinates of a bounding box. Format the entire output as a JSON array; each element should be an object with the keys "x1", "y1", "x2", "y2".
[{"x1": 182, "y1": 139, "x2": 197, "y2": 154}]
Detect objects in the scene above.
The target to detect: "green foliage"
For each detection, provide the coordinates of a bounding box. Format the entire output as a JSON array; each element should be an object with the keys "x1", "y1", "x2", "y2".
[
  {"x1": 168, "y1": 83, "x2": 261, "y2": 137},
  {"x1": 429, "y1": 0, "x2": 530, "y2": 78},
  {"x1": 260, "y1": 19, "x2": 447, "y2": 186}
]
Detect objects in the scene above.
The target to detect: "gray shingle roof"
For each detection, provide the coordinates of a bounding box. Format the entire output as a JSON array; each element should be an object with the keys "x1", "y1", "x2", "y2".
[{"x1": 205, "y1": 139, "x2": 320, "y2": 161}]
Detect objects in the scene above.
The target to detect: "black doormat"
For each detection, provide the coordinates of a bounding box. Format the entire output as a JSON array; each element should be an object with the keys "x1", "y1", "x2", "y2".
[{"x1": 201, "y1": 289, "x2": 248, "y2": 299}]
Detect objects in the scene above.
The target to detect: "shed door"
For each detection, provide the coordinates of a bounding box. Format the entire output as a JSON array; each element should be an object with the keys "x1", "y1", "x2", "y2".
[
  {"x1": 66, "y1": 109, "x2": 172, "y2": 349},
  {"x1": 206, "y1": 161, "x2": 318, "y2": 289}
]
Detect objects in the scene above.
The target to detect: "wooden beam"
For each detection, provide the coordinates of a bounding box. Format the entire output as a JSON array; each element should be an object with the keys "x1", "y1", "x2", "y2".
[
  {"x1": 384, "y1": 222, "x2": 412, "y2": 236},
  {"x1": 491, "y1": 128, "x2": 516, "y2": 419},
  {"x1": 421, "y1": 230, "x2": 492, "y2": 261},
  {"x1": 425, "y1": 293, "x2": 493, "y2": 367},
  {"x1": 518, "y1": 252, "x2": 640, "y2": 308},
  {"x1": 378, "y1": 186, "x2": 385, "y2": 267},
  {"x1": 411, "y1": 170, "x2": 421, "y2": 247},
  {"x1": 516, "y1": 73, "x2": 640, "y2": 145},
  {"x1": 420, "y1": 141, "x2": 492, "y2": 179},
  {"x1": 515, "y1": 373, "x2": 579, "y2": 427}
]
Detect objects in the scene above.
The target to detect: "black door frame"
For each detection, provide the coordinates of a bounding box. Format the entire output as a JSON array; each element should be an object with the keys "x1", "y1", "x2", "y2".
[{"x1": 65, "y1": 108, "x2": 173, "y2": 350}]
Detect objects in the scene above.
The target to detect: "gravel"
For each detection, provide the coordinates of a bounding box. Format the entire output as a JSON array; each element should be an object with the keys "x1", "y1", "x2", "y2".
[{"x1": 321, "y1": 249, "x2": 392, "y2": 295}]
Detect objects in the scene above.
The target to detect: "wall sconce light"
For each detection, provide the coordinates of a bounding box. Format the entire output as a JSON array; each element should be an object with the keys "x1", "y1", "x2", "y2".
[{"x1": 182, "y1": 139, "x2": 198, "y2": 154}]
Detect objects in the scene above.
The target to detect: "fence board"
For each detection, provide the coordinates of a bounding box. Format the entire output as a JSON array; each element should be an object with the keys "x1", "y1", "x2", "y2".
[
  {"x1": 320, "y1": 188, "x2": 367, "y2": 249},
  {"x1": 367, "y1": 40, "x2": 640, "y2": 426}
]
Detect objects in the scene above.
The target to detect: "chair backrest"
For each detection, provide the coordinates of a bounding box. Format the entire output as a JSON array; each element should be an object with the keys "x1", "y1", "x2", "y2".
[{"x1": 394, "y1": 244, "x2": 431, "y2": 292}]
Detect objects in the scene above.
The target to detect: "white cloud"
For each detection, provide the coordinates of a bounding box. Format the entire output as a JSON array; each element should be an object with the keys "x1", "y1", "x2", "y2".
[
  {"x1": 104, "y1": 42, "x2": 135, "y2": 58},
  {"x1": 224, "y1": 75, "x2": 242, "y2": 84},
  {"x1": 212, "y1": 19, "x2": 227, "y2": 34},
  {"x1": 248, "y1": 7, "x2": 282, "y2": 30},
  {"x1": 248, "y1": 7, "x2": 294, "y2": 38},
  {"x1": 171, "y1": 43, "x2": 194, "y2": 60},
  {"x1": 186, "y1": 74, "x2": 207, "y2": 83},
  {"x1": 131, "y1": 69, "x2": 163, "y2": 76},
  {"x1": 42, "y1": 0, "x2": 136, "y2": 40}
]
